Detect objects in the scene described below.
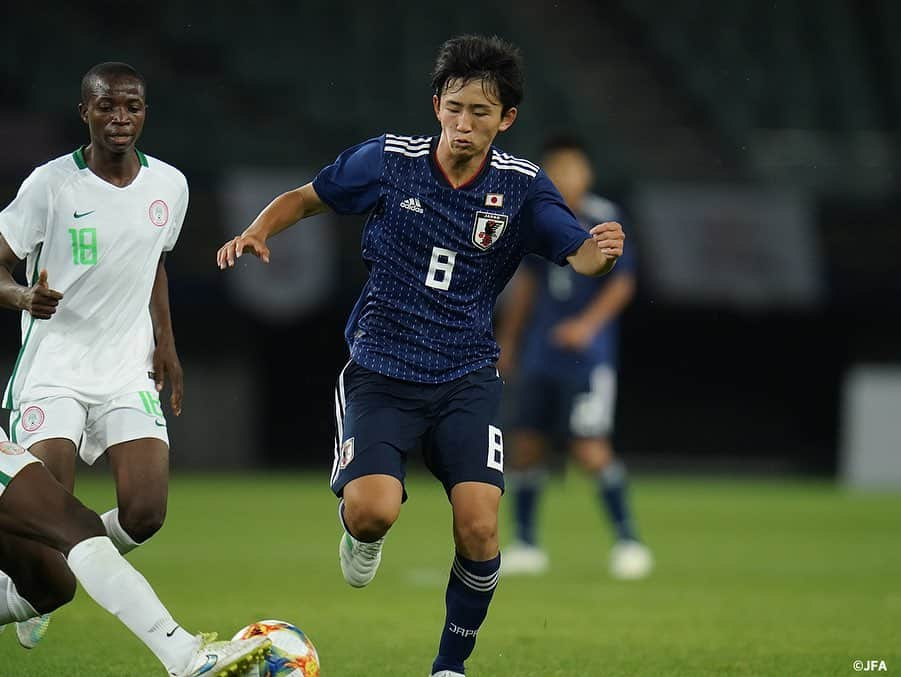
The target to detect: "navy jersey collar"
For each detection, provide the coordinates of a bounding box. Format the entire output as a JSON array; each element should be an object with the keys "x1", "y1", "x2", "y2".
[{"x1": 428, "y1": 137, "x2": 492, "y2": 191}]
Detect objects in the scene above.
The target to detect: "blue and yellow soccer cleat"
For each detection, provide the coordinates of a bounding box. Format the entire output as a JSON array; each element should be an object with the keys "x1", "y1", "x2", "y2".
[
  {"x1": 177, "y1": 632, "x2": 271, "y2": 677},
  {"x1": 16, "y1": 614, "x2": 51, "y2": 649}
]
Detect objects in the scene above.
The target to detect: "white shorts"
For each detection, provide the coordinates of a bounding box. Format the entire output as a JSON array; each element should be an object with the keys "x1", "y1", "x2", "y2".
[
  {"x1": 0, "y1": 429, "x2": 41, "y2": 498},
  {"x1": 9, "y1": 390, "x2": 170, "y2": 465}
]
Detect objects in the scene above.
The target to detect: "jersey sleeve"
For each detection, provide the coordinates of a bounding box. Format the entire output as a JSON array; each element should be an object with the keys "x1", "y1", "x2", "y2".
[
  {"x1": 0, "y1": 167, "x2": 51, "y2": 259},
  {"x1": 163, "y1": 179, "x2": 189, "y2": 252},
  {"x1": 521, "y1": 170, "x2": 589, "y2": 266},
  {"x1": 312, "y1": 137, "x2": 384, "y2": 215}
]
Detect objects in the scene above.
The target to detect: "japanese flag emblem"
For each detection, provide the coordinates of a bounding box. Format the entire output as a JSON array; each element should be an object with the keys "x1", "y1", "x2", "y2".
[{"x1": 485, "y1": 193, "x2": 504, "y2": 207}]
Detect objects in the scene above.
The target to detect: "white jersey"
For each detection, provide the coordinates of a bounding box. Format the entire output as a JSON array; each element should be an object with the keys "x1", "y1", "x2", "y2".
[{"x1": 0, "y1": 147, "x2": 188, "y2": 407}]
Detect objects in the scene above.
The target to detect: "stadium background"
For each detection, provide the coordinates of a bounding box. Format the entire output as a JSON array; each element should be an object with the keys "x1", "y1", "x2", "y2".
[
  {"x1": 4, "y1": 1, "x2": 899, "y2": 476},
  {"x1": 0, "y1": 2, "x2": 899, "y2": 675},
  {"x1": 2, "y1": 1, "x2": 900, "y2": 477}
]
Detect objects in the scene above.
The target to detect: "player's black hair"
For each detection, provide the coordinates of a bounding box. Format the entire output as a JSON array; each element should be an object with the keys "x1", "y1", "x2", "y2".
[
  {"x1": 431, "y1": 35, "x2": 524, "y2": 112},
  {"x1": 81, "y1": 62, "x2": 146, "y2": 103},
  {"x1": 541, "y1": 134, "x2": 589, "y2": 158}
]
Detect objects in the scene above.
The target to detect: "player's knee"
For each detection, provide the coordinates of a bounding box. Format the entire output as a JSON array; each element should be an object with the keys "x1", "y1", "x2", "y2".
[
  {"x1": 57, "y1": 498, "x2": 106, "y2": 553},
  {"x1": 119, "y1": 503, "x2": 167, "y2": 544},
  {"x1": 344, "y1": 503, "x2": 397, "y2": 541},
  {"x1": 17, "y1": 565, "x2": 77, "y2": 615},
  {"x1": 30, "y1": 574, "x2": 76, "y2": 614},
  {"x1": 571, "y1": 439, "x2": 613, "y2": 473},
  {"x1": 455, "y1": 516, "x2": 498, "y2": 553}
]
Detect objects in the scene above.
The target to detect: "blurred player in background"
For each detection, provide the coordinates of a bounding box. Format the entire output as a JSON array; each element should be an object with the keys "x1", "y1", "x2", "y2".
[
  {"x1": 217, "y1": 35, "x2": 625, "y2": 677},
  {"x1": 497, "y1": 136, "x2": 653, "y2": 580},
  {"x1": 0, "y1": 62, "x2": 186, "y2": 643},
  {"x1": 0, "y1": 430, "x2": 269, "y2": 675}
]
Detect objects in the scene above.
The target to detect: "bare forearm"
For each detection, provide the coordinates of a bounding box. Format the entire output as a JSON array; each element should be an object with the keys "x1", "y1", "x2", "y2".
[
  {"x1": 242, "y1": 186, "x2": 327, "y2": 240},
  {"x1": 568, "y1": 238, "x2": 617, "y2": 277},
  {"x1": 578, "y1": 274, "x2": 636, "y2": 333},
  {"x1": 0, "y1": 267, "x2": 27, "y2": 311}
]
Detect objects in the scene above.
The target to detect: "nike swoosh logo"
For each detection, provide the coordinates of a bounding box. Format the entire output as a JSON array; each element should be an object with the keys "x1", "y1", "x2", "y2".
[
  {"x1": 189, "y1": 654, "x2": 218, "y2": 676},
  {"x1": 155, "y1": 420, "x2": 167, "y2": 428},
  {"x1": 73, "y1": 210, "x2": 95, "y2": 219},
  {"x1": 166, "y1": 625, "x2": 180, "y2": 637}
]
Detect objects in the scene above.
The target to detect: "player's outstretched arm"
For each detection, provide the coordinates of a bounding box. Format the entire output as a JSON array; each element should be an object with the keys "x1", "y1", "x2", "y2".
[
  {"x1": 150, "y1": 254, "x2": 183, "y2": 416},
  {"x1": 0, "y1": 235, "x2": 63, "y2": 319},
  {"x1": 566, "y1": 221, "x2": 625, "y2": 277},
  {"x1": 217, "y1": 183, "x2": 330, "y2": 269}
]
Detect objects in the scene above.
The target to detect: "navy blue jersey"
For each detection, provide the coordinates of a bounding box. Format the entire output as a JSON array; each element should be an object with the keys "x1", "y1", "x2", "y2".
[
  {"x1": 313, "y1": 134, "x2": 588, "y2": 383},
  {"x1": 519, "y1": 195, "x2": 636, "y2": 375}
]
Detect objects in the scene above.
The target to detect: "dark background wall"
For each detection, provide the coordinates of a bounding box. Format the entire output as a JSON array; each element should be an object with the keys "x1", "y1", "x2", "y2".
[{"x1": 2, "y1": 0, "x2": 899, "y2": 473}]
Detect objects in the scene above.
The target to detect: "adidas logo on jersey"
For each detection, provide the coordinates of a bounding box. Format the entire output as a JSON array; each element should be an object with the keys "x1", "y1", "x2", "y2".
[{"x1": 400, "y1": 197, "x2": 424, "y2": 213}]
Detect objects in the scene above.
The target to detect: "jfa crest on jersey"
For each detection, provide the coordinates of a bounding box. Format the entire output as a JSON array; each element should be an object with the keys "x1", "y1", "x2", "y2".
[
  {"x1": 313, "y1": 134, "x2": 588, "y2": 383},
  {"x1": 472, "y1": 211, "x2": 508, "y2": 250}
]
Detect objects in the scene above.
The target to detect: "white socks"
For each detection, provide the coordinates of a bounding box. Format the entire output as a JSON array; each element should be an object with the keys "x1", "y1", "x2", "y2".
[
  {"x1": 101, "y1": 508, "x2": 142, "y2": 555},
  {"x1": 0, "y1": 571, "x2": 38, "y2": 624},
  {"x1": 66, "y1": 537, "x2": 198, "y2": 675}
]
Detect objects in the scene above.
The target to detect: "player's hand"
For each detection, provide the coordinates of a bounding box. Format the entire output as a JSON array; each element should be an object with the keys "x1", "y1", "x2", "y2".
[
  {"x1": 21, "y1": 269, "x2": 63, "y2": 320},
  {"x1": 216, "y1": 233, "x2": 270, "y2": 269},
  {"x1": 550, "y1": 317, "x2": 597, "y2": 351},
  {"x1": 152, "y1": 338, "x2": 184, "y2": 416},
  {"x1": 590, "y1": 221, "x2": 625, "y2": 266}
]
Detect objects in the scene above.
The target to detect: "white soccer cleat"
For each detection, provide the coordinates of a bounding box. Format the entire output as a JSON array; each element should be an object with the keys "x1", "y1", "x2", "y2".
[
  {"x1": 16, "y1": 613, "x2": 51, "y2": 649},
  {"x1": 339, "y1": 531, "x2": 384, "y2": 588},
  {"x1": 176, "y1": 632, "x2": 270, "y2": 677},
  {"x1": 431, "y1": 671, "x2": 465, "y2": 676},
  {"x1": 609, "y1": 540, "x2": 653, "y2": 580},
  {"x1": 499, "y1": 541, "x2": 549, "y2": 576}
]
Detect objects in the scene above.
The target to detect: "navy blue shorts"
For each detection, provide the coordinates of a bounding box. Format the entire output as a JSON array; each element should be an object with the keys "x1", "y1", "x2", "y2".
[
  {"x1": 330, "y1": 360, "x2": 505, "y2": 500},
  {"x1": 510, "y1": 364, "x2": 618, "y2": 443}
]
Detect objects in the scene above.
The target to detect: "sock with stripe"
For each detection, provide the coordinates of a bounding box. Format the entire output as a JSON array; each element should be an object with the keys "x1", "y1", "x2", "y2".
[
  {"x1": 67, "y1": 536, "x2": 198, "y2": 675},
  {"x1": 598, "y1": 460, "x2": 638, "y2": 541},
  {"x1": 509, "y1": 469, "x2": 547, "y2": 546},
  {"x1": 0, "y1": 571, "x2": 38, "y2": 624},
  {"x1": 101, "y1": 508, "x2": 142, "y2": 555},
  {"x1": 432, "y1": 552, "x2": 500, "y2": 675}
]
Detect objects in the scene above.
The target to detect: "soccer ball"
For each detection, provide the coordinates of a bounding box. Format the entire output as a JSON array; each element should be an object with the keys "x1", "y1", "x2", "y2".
[{"x1": 232, "y1": 620, "x2": 320, "y2": 677}]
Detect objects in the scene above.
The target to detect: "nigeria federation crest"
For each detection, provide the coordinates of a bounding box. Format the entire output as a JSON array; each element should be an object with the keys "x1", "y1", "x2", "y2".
[
  {"x1": 472, "y1": 211, "x2": 509, "y2": 250},
  {"x1": 149, "y1": 199, "x2": 169, "y2": 227},
  {"x1": 21, "y1": 406, "x2": 45, "y2": 432}
]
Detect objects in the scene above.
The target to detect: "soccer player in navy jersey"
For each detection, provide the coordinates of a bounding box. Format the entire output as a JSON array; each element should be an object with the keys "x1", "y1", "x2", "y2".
[
  {"x1": 217, "y1": 35, "x2": 625, "y2": 677},
  {"x1": 496, "y1": 136, "x2": 652, "y2": 580}
]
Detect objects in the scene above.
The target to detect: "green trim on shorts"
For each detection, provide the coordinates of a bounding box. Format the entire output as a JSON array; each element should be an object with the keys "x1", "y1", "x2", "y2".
[
  {"x1": 0, "y1": 469, "x2": 12, "y2": 487},
  {"x1": 9, "y1": 411, "x2": 21, "y2": 443}
]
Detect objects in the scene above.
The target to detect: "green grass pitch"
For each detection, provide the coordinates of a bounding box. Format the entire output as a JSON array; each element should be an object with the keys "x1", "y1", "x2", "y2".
[{"x1": 1, "y1": 472, "x2": 898, "y2": 676}]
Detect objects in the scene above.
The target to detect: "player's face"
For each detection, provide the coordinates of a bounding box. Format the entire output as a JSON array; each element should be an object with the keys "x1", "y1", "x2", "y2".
[
  {"x1": 433, "y1": 78, "x2": 517, "y2": 160},
  {"x1": 543, "y1": 149, "x2": 593, "y2": 209},
  {"x1": 79, "y1": 76, "x2": 147, "y2": 156}
]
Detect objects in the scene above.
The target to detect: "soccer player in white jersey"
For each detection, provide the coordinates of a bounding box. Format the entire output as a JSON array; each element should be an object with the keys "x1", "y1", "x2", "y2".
[
  {"x1": 0, "y1": 429, "x2": 270, "y2": 675},
  {"x1": 0, "y1": 62, "x2": 187, "y2": 643}
]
